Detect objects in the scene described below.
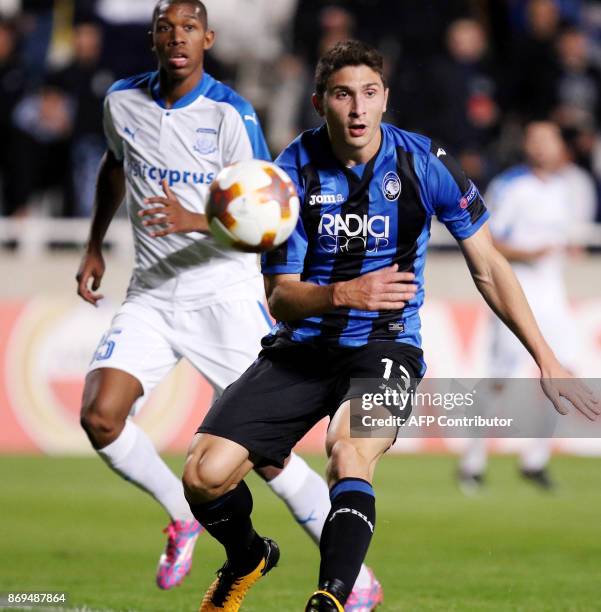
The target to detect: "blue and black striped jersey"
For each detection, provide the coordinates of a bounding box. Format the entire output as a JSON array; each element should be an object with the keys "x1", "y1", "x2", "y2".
[{"x1": 261, "y1": 123, "x2": 489, "y2": 349}]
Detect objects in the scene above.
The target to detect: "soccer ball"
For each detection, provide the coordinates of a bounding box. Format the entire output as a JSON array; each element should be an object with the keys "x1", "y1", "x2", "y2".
[{"x1": 206, "y1": 159, "x2": 300, "y2": 252}]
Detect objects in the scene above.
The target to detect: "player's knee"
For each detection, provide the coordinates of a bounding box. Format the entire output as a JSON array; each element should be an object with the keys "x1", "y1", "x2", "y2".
[
  {"x1": 80, "y1": 396, "x2": 125, "y2": 444},
  {"x1": 182, "y1": 455, "x2": 234, "y2": 502}
]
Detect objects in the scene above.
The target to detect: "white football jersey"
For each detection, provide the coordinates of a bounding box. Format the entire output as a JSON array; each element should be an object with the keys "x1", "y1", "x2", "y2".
[
  {"x1": 485, "y1": 166, "x2": 573, "y2": 314},
  {"x1": 103, "y1": 71, "x2": 271, "y2": 309},
  {"x1": 486, "y1": 165, "x2": 582, "y2": 374}
]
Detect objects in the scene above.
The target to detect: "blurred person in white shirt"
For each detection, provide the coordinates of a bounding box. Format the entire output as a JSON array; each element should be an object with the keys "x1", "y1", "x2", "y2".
[{"x1": 459, "y1": 121, "x2": 594, "y2": 492}]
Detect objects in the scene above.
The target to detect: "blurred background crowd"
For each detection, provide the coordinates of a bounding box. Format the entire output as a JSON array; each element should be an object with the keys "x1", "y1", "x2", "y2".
[{"x1": 1, "y1": 0, "x2": 601, "y2": 225}]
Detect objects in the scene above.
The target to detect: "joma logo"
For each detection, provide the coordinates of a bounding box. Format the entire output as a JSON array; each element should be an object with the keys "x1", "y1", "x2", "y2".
[{"x1": 309, "y1": 193, "x2": 344, "y2": 205}]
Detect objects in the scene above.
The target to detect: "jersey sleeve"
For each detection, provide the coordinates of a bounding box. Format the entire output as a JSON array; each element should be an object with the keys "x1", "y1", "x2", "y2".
[
  {"x1": 426, "y1": 144, "x2": 489, "y2": 240},
  {"x1": 239, "y1": 102, "x2": 271, "y2": 161},
  {"x1": 102, "y1": 96, "x2": 124, "y2": 161},
  {"x1": 222, "y1": 100, "x2": 271, "y2": 164},
  {"x1": 261, "y1": 144, "x2": 308, "y2": 274}
]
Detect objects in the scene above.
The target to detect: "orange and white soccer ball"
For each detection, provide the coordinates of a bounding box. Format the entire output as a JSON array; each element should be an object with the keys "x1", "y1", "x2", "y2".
[{"x1": 206, "y1": 159, "x2": 300, "y2": 252}]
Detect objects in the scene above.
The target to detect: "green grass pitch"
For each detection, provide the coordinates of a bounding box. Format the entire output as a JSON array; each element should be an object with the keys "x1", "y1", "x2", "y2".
[{"x1": 2, "y1": 454, "x2": 601, "y2": 611}]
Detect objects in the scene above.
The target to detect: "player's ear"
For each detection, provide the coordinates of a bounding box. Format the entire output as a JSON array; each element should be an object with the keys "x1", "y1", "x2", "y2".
[
  {"x1": 312, "y1": 93, "x2": 324, "y2": 117},
  {"x1": 383, "y1": 87, "x2": 389, "y2": 113},
  {"x1": 203, "y1": 28, "x2": 216, "y2": 50},
  {"x1": 149, "y1": 29, "x2": 155, "y2": 52}
]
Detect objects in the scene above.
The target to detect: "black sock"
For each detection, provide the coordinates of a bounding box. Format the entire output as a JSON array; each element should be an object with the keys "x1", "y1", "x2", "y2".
[
  {"x1": 189, "y1": 480, "x2": 264, "y2": 573},
  {"x1": 319, "y1": 478, "x2": 376, "y2": 603}
]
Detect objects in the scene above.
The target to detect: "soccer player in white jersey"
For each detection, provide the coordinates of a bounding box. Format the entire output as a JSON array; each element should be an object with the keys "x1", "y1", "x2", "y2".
[
  {"x1": 459, "y1": 121, "x2": 592, "y2": 492},
  {"x1": 75, "y1": 1, "x2": 380, "y2": 605}
]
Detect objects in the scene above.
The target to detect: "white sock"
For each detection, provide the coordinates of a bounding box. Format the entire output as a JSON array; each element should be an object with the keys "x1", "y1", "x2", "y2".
[
  {"x1": 460, "y1": 437, "x2": 488, "y2": 476},
  {"x1": 354, "y1": 564, "x2": 373, "y2": 589},
  {"x1": 266, "y1": 453, "x2": 329, "y2": 544},
  {"x1": 266, "y1": 453, "x2": 372, "y2": 590},
  {"x1": 520, "y1": 438, "x2": 551, "y2": 472},
  {"x1": 97, "y1": 419, "x2": 194, "y2": 522}
]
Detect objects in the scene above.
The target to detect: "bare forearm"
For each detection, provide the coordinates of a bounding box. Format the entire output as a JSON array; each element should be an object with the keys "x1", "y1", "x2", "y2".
[
  {"x1": 265, "y1": 265, "x2": 416, "y2": 321},
  {"x1": 87, "y1": 155, "x2": 125, "y2": 252},
  {"x1": 471, "y1": 249, "x2": 555, "y2": 368},
  {"x1": 267, "y1": 279, "x2": 336, "y2": 320}
]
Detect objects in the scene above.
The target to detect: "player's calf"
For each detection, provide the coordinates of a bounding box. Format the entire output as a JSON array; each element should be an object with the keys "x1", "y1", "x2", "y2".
[
  {"x1": 316, "y1": 478, "x2": 377, "y2": 605},
  {"x1": 326, "y1": 438, "x2": 373, "y2": 484},
  {"x1": 317, "y1": 415, "x2": 391, "y2": 607}
]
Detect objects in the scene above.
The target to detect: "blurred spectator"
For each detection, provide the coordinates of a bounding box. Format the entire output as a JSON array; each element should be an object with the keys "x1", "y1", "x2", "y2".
[
  {"x1": 269, "y1": 0, "x2": 474, "y2": 149},
  {"x1": 0, "y1": 0, "x2": 19, "y2": 18},
  {"x1": 267, "y1": 1, "x2": 358, "y2": 149},
  {"x1": 291, "y1": 1, "x2": 357, "y2": 69},
  {"x1": 426, "y1": 19, "x2": 501, "y2": 151},
  {"x1": 413, "y1": 18, "x2": 501, "y2": 188},
  {"x1": 552, "y1": 26, "x2": 601, "y2": 127},
  {"x1": 0, "y1": 18, "x2": 26, "y2": 215},
  {"x1": 0, "y1": 0, "x2": 598, "y2": 225},
  {"x1": 92, "y1": 0, "x2": 155, "y2": 78},
  {"x1": 49, "y1": 20, "x2": 113, "y2": 216},
  {"x1": 507, "y1": 0, "x2": 582, "y2": 32},
  {"x1": 582, "y1": 1, "x2": 601, "y2": 68},
  {"x1": 204, "y1": 0, "x2": 297, "y2": 107},
  {"x1": 7, "y1": 82, "x2": 72, "y2": 216},
  {"x1": 19, "y1": 0, "x2": 54, "y2": 82},
  {"x1": 508, "y1": 0, "x2": 562, "y2": 120},
  {"x1": 385, "y1": 0, "x2": 473, "y2": 134}
]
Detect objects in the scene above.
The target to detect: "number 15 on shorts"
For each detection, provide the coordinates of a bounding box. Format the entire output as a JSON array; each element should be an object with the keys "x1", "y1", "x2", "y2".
[{"x1": 92, "y1": 329, "x2": 122, "y2": 362}]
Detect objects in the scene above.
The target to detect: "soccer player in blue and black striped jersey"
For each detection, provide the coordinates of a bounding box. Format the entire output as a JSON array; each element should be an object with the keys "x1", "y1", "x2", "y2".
[{"x1": 184, "y1": 41, "x2": 600, "y2": 612}]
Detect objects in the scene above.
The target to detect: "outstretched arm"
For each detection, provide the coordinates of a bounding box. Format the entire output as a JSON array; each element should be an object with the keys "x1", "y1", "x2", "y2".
[
  {"x1": 459, "y1": 222, "x2": 600, "y2": 420},
  {"x1": 75, "y1": 150, "x2": 125, "y2": 306}
]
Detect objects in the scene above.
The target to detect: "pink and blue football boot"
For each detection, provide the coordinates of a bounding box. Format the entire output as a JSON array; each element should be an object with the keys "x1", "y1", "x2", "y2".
[
  {"x1": 156, "y1": 519, "x2": 204, "y2": 589},
  {"x1": 345, "y1": 567, "x2": 384, "y2": 611}
]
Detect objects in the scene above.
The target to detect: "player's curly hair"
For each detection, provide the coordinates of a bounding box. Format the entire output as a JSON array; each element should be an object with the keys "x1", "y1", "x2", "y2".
[
  {"x1": 152, "y1": 0, "x2": 208, "y2": 29},
  {"x1": 314, "y1": 40, "x2": 385, "y2": 97}
]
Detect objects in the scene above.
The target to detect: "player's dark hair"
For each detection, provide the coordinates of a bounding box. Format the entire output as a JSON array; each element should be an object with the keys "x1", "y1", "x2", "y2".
[
  {"x1": 152, "y1": 0, "x2": 208, "y2": 29},
  {"x1": 315, "y1": 40, "x2": 385, "y2": 97}
]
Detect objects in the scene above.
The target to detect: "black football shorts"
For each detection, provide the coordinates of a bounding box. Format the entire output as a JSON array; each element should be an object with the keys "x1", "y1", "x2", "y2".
[{"x1": 197, "y1": 336, "x2": 424, "y2": 467}]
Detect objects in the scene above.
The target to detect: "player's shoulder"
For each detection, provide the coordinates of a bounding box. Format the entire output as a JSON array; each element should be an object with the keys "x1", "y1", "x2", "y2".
[
  {"x1": 106, "y1": 71, "x2": 155, "y2": 98},
  {"x1": 275, "y1": 126, "x2": 326, "y2": 169},
  {"x1": 201, "y1": 73, "x2": 257, "y2": 121},
  {"x1": 494, "y1": 165, "x2": 531, "y2": 185},
  {"x1": 381, "y1": 123, "x2": 432, "y2": 156},
  {"x1": 489, "y1": 165, "x2": 532, "y2": 194},
  {"x1": 485, "y1": 165, "x2": 532, "y2": 210}
]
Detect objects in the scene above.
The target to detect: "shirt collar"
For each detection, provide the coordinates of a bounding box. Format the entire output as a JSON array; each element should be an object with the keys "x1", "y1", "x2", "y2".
[{"x1": 149, "y1": 70, "x2": 212, "y2": 109}]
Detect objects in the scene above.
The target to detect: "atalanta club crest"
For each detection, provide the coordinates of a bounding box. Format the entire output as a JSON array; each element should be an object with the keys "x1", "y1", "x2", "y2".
[
  {"x1": 382, "y1": 171, "x2": 401, "y2": 201},
  {"x1": 193, "y1": 127, "x2": 218, "y2": 155}
]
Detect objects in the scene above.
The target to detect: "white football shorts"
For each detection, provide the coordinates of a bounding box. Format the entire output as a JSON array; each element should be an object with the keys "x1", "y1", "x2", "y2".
[
  {"x1": 88, "y1": 295, "x2": 272, "y2": 414},
  {"x1": 489, "y1": 305, "x2": 579, "y2": 377}
]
